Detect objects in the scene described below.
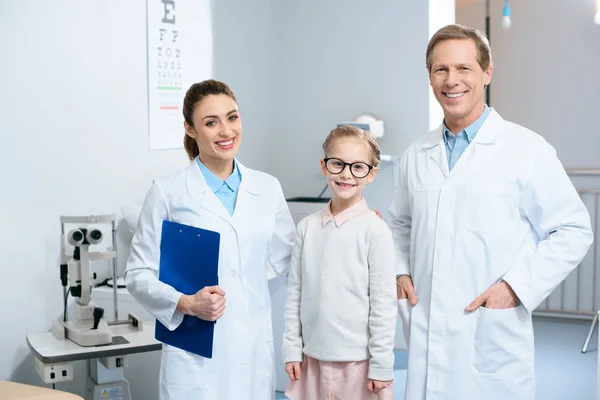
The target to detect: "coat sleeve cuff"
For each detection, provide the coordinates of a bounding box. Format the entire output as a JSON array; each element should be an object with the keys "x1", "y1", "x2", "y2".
[
  {"x1": 396, "y1": 253, "x2": 410, "y2": 276},
  {"x1": 501, "y1": 274, "x2": 536, "y2": 313},
  {"x1": 157, "y1": 292, "x2": 185, "y2": 331}
]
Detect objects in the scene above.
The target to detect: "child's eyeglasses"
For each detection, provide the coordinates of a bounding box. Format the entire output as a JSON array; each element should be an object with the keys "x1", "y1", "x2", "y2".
[{"x1": 323, "y1": 158, "x2": 374, "y2": 179}]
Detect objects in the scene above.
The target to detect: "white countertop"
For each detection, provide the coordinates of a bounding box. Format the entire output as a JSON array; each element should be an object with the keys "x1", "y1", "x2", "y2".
[{"x1": 27, "y1": 321, "x2": 162, "y2": 363}]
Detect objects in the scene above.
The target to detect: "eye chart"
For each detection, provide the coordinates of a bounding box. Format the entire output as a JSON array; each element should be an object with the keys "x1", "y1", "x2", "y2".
[{"x1": 147, "y1": 0, "x2": 212, "y2": 150}]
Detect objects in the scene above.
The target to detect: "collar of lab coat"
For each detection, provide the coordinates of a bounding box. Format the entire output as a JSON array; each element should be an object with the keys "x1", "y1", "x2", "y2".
[
  {"x1": 422, "y1": 108, "x2": 503, "y2": 149},
  {"x1": 185, "y1": 157, "x2": 259, "y2": 197}
]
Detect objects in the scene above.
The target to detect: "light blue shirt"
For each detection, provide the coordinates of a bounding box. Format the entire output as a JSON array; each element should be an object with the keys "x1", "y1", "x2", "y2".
[
  {"x1": 443, "y1": 105, "x2": 490, "y2": 171},
  {"x1": 197, "y1": 158, "x2": 242, "y2": 215}
]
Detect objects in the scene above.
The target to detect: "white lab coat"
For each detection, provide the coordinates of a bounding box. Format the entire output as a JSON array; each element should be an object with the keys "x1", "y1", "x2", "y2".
[
  {"x1": 389, "y1": 109, "x2": 593, "y2": 400},
  {"x1": 125, "y1": 159, "x2": 295, "y2": 400}
]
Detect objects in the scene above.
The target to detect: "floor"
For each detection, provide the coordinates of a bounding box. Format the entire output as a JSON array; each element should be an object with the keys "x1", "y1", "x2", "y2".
[{"x1": 275, "y1": 317, "x2": 598, "y2": 399}]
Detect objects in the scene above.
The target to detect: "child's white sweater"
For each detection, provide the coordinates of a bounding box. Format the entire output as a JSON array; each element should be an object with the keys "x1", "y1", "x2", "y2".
[{"x1": 282, "y1": 199, "x2": 398, "y2": 381}]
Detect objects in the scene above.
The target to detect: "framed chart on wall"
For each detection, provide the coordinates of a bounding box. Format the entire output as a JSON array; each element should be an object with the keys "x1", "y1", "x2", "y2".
[{"x1": 147, "y1": 0, "x2": 213, "y2": 150}]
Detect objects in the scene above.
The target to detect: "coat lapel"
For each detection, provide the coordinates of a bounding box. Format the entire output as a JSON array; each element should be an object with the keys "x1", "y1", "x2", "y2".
[
  {"x1": 472, "y1": 108, "x2": 502, "y2": 147},
  {"x1": 423, "y1": 109, "x2": 504, "y2": 180},
  {"x1": 449, "y1": 108, "x2": 503, "y2": 178},
  {"x1": 185, "y1": 160, "x2": 232, "y2": 224},
  {"x1": 232, "y1": 161, "x2": 260, "y2": 221},
  {"x1": 421, "y1": 125, "x2": 449, "y2": 178}
]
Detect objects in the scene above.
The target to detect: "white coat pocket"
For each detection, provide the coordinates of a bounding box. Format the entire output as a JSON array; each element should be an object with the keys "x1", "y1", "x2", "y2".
[
  {"x1": 397, "y1": 299, "x2": 412, "y2": 348},
  {"x1": 472, "y1": 305, "x2": 534, "y2": 377}
]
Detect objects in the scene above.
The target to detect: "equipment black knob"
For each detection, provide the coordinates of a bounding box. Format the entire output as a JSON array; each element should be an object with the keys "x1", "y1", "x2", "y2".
[{"x1": 92, "y1": 307, "x2": 104, "y2": 330}]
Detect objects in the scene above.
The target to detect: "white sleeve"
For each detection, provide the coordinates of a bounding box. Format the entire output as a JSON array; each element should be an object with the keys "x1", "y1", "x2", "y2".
[
  {"x1": 124, "y1": 181, "x2": 185, "y2": 330},
  {"x1": 503, "y1": 143, "x2": 594, "y2": 312},
  {"x1": 282, "y1": 223, "x2": 305, "y2": 363},
  {"x1": 267, "y1": 180, "x2": 296, "y2": 284},
  {"x1": 367, "y1": 225, "x2": 398, "y2": 381},
  {"x1": 388, "y1": 152, "x2": 411, "y2": 276}
]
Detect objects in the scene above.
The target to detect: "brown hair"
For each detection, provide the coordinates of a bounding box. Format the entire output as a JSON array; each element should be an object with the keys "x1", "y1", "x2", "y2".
[
  {"x1": 322, "y1": 125, "x2": 381, "y2": 167},
  {"x1": 182, "y1": 79, "x2": 238, "y2": 160},
  {"x1": 425, "y1": 24, "x2": 492, "y2": 72}
]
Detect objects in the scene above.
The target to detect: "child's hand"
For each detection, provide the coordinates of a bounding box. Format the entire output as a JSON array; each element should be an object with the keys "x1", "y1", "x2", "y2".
[
  {"x1": 374, "y1": 209, "x2": 385, "y2": 221},
  {"x1": 367, "y1": 379, "x2": 392, "y2": 394},
  {"x1": 285, "y1": 362, "x2": 302, "y2": 381}
]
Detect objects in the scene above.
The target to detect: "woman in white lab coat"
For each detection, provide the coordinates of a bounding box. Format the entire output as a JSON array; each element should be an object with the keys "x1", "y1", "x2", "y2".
[{"x1": 125, "y1": 79, "x2": 296, "y2": 399}]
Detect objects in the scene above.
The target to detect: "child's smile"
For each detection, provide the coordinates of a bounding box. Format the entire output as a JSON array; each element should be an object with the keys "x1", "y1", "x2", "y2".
[{"x1": 335, "y1": 181, "x2": 357, "y2": 189}]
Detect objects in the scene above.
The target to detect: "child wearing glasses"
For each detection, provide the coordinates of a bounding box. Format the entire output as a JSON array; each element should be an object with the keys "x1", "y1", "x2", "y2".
[{"x1": 282, "y1": 125, "x2": 397, "y2": 400}]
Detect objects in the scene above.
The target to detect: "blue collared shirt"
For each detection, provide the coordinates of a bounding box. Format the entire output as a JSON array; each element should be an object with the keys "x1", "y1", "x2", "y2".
[
  {"x1": 443, "y1": 105, "x2": 490, "y2": 171},
  {"x1": 197, "y1": 158, "x2": 242, "y2": 215}
]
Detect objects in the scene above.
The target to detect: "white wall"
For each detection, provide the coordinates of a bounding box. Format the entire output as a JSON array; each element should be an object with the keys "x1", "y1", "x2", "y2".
[
  {"x1": 457, "y1": 0, "x2": 600, "y2": 168},
  {"x1": 0, "y1": 0, "x2": 273, "y2": 396},
  {"x1": 271, "y1": 0, "x2": 432, "y2": 200},
  {"x1": 211, "y1": 0, "x2": 276, "y2": 172}
]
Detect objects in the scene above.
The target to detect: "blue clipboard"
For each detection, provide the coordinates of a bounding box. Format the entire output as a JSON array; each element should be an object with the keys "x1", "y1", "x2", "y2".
[{"x1": 155, "y1": 220, "x2": 220, "y2": 358}]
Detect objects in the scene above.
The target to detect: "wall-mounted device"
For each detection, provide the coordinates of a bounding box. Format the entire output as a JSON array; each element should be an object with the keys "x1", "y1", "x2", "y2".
[{"x1": 337, "y1": 114, "x2": 385, "y2": 139}]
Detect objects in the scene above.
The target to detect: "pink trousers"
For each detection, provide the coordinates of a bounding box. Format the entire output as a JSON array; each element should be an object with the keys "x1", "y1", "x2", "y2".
[{"x1": 285, "y1": 355, "x2": 394, "y2": 400}]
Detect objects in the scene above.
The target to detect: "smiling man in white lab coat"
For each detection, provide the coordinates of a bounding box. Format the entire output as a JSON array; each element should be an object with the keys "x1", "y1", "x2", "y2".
[{"x1": 389, "y1": 24, "x2": 594, "y2": 400}]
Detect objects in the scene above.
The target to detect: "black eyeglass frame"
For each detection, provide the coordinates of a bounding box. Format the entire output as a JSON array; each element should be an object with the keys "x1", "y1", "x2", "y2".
[{"x1": 323, "y1": 157, "x2": 375, "y2": 179}]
